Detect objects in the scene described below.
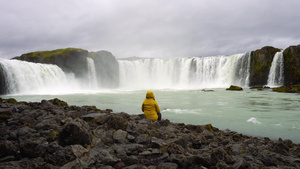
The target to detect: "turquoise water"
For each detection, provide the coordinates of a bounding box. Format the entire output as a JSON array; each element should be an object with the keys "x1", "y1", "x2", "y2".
[{"x1": 2, "y1": 88, "x2": 300, "y2": 143}]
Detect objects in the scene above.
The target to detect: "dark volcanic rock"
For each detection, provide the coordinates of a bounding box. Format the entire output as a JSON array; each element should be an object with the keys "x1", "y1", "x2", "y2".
[
  {"x1": 1, "y1": 98, "x2": 300, "y2": 168},
  {"x1": 283, "y1": 44, "x2": 300, "y2": 86},
  {"x1": 0, "y1": 64, "x2": 8, "y2": 95},
  {"x1": 226, "y1": 85, "x2": 243, "y2": 91},
  {"x1": 272, "y1": 85, "x2": 300, "y2": 93},
  {"x1": 59, "y1": 119, "x2": 92, "y2": 146},
  {"x1": 249, "y1": 46, "x2": 281, "y2": 86}
]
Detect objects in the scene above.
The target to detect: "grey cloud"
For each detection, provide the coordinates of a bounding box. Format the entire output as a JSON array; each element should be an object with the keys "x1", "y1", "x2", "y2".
[{"x1": 1, "y1": 0, "x2": 300, "y2": 59}]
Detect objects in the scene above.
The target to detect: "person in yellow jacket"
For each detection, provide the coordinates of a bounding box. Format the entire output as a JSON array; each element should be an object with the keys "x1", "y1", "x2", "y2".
[{"x1": 142, "y1": 91, "x2": 161, "y2": 121}]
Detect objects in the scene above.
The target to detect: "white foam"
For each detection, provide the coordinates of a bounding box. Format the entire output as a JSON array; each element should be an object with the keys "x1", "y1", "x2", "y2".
[
  {"x1": 246, "y1": 117, "x2": 262, "y2": 124},
  {"x1": 162, "y1": 108, "x2": 201, "y2": 114}
]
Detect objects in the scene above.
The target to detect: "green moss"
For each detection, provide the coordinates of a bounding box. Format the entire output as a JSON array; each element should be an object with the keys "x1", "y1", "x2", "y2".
[
  {"x1": 7, "y1": 98, "x2": 17, "y2": 103},
  {"x1": 89, "y1": 142, "x2": 95, "y2": 148},
  {"x1": 205, "y1": 124, "x2": 213, "y2": 132},
  {"x1": 239, "y1": 149, "x2": 248, "y2": 154},
  {"x1": 83, "y1": 117, "x2": 95, "y2": 123},
  {"x1": 19, "y1": 48, "x2": 87, "y2": 61},
  {"x1": 272, "y1": 85, "x2": 300, "y2": 93},
  {"x1": 49, "y1": 98, "x2": 68, "y2": 107},
  {"x1": 50, "y1": 131, "x2": 59, "y2": 139}
]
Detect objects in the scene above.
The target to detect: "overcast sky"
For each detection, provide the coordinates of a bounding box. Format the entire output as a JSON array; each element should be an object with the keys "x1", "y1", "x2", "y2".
[{"x1": 0, "y1": 0, "x2": 300, "y2": 59}]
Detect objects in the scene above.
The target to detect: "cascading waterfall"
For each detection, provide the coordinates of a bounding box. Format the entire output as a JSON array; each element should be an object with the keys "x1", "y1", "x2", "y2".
[
  {"x1": 118, "y1": 52, "x2": 251, "y2": 89},
  {"x1": 0, "y1": 59, "x2": 69, "y2": 94},
  {"x1": 0, "y1": 58, "x2": 97, "y2": 94},
  {"x1": 0, "y1": 52, "x2": 253, "y2": 94},
  {"x1": 267, "y1": 51, "x2": 284, "y2": 87},
  {"x1": 86, "y1": 57, "x2": 98, "y2": 89}
]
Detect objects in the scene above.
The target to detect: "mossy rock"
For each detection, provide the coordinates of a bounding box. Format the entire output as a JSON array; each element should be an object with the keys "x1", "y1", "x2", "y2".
[
  {"x1": 49, "y1": 98, "x2": 68, "y2": 107},
  {"x1": 7, "y1": 98, "x2": 17, "y2": 103},
  {"x1": 226, "y1": 85, "x2": 243, "y2": 91},
  {"x1": 283, "y1": 45, "x2": 300, "y2": 86},
  {"x1": 50, "y1": 130, "x2": 59, "y2": 140},
  {"x1": 13, "y1": 48, "x2": 89, "y2": 77},
  {"x1": 249, "y1": 46, "x2": 281, "y2": 86},
  {"x1": 250, "y1": 85, "x2": 270, "y2": 91},
  {"x1": 272, "y1": 85, "x2": 300, "y2": 93}
]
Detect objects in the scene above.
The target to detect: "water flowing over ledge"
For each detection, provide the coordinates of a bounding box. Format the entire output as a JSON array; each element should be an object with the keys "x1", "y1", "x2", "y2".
[
  {"x1": 0, "y1": 49, "x2": 286, "y2": 95},
  {"x1": 119, "y1": 52, "x2": 251, "y2": 89}
]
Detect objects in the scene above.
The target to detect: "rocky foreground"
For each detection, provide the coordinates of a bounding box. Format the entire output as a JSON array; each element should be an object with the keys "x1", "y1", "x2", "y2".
[{"x1": 1, "y1": 98, "x2": 300, "y2": 169}]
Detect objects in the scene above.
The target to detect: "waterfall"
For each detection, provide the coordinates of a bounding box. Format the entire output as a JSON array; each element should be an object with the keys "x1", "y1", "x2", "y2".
[
  {"x1": 267, "y1": 51, "x2": 284, "y2": 87},
  {"x1": 86, "y1": 57, "x2": 98, "y2": 88},
  {"x1": 0, "y1": 59, "x2": 70, "y2": 94},
  {"x1": 118, "y1": 52, "x2": 251, "y2": 89},
  {"x1": 0, "y1": 53, "x2": 252, "y2": 94}
]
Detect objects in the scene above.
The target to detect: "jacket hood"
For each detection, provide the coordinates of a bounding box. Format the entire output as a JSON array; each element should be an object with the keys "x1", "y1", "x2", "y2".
[{"x1": 146, "y1": 91, "x2": 155, "y2": 100}]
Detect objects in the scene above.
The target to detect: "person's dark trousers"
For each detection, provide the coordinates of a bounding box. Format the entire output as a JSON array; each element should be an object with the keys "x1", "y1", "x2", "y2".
[{"x1": 157, "y1": 113, "x2": 162, "y2": 121}]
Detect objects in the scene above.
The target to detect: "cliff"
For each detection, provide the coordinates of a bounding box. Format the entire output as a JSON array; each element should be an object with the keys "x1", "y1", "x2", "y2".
[
  {"x1": 0, "y1": 65, "x2": 8, "y2": 94},
  {"x1": 249, "y1": 46, "x2": 281, "y2": 86},
  {"x1": 13, "y1": 48, "x2": 89, "y2": 78},
  {"x1": 283, "y1": 45, "x2": 300, "y2": 86},
  {"x1": 88, "y1": 51, "x2": 119, "y2": 88}
]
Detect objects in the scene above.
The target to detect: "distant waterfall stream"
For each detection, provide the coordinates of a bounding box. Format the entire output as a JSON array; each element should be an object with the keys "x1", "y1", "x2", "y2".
[{"x1": 267, "y1": 51, "x2": 284, "y2": 87}]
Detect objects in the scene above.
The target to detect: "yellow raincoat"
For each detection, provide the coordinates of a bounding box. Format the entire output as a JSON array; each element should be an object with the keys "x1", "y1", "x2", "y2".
[{"x1": 142, "y1": 91, "x2": 160, "y2": 121}]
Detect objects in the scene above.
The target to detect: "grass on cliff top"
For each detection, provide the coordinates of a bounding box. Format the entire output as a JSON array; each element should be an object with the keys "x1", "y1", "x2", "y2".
[{"x1": 21, "y1": 48, "x2": 87, "y2": 59}]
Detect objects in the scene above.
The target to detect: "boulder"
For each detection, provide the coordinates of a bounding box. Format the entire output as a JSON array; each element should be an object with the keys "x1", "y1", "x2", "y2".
[
  {"x1": 283, "y1": 44, "x2": 300, "y2": 85},
  {"x1": 113, "y1": 129, "x2": 129, "y2": 144},
  {"x1": 59, "y1": 119, "x2": 92, "y2": 146},
  {"x1": 45, "y1": 146, "x2": 77, "y2": 166},
  {"x1": 272, "y1": 85, "x2": 300, "y2": 93},
  {"x1": 249, "y1": 46, "x2": 281, "y2": 86},
  {"x1": 226, "y1": 85, "x2": 243, "y2": 91}
]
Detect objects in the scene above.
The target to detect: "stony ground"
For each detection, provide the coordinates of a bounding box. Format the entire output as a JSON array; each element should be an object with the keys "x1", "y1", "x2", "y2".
[{"x1": 1, "y1": 98, "x2": 300, "y2": 169}]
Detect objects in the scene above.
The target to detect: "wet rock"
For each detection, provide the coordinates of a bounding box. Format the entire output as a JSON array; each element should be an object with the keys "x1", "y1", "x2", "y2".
[{"x1": 226, "y1": 85, "x2": 243, "y2": 91}]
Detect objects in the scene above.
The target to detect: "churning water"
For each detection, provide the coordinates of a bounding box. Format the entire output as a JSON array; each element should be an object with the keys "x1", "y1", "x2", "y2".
[{"x1": 1, "y1": 51, "x2": 299, "y2": 143}]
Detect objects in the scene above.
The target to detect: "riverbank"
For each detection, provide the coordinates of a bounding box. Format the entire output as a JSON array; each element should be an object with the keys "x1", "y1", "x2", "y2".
[{"x1": 1, "y1": 98, "x2": 300, "y2": 168}]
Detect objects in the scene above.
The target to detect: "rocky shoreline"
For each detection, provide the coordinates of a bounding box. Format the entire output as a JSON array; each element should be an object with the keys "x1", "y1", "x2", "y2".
[{"x1": 1, "y1": 98, "x2": 300, "y2": 169}]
